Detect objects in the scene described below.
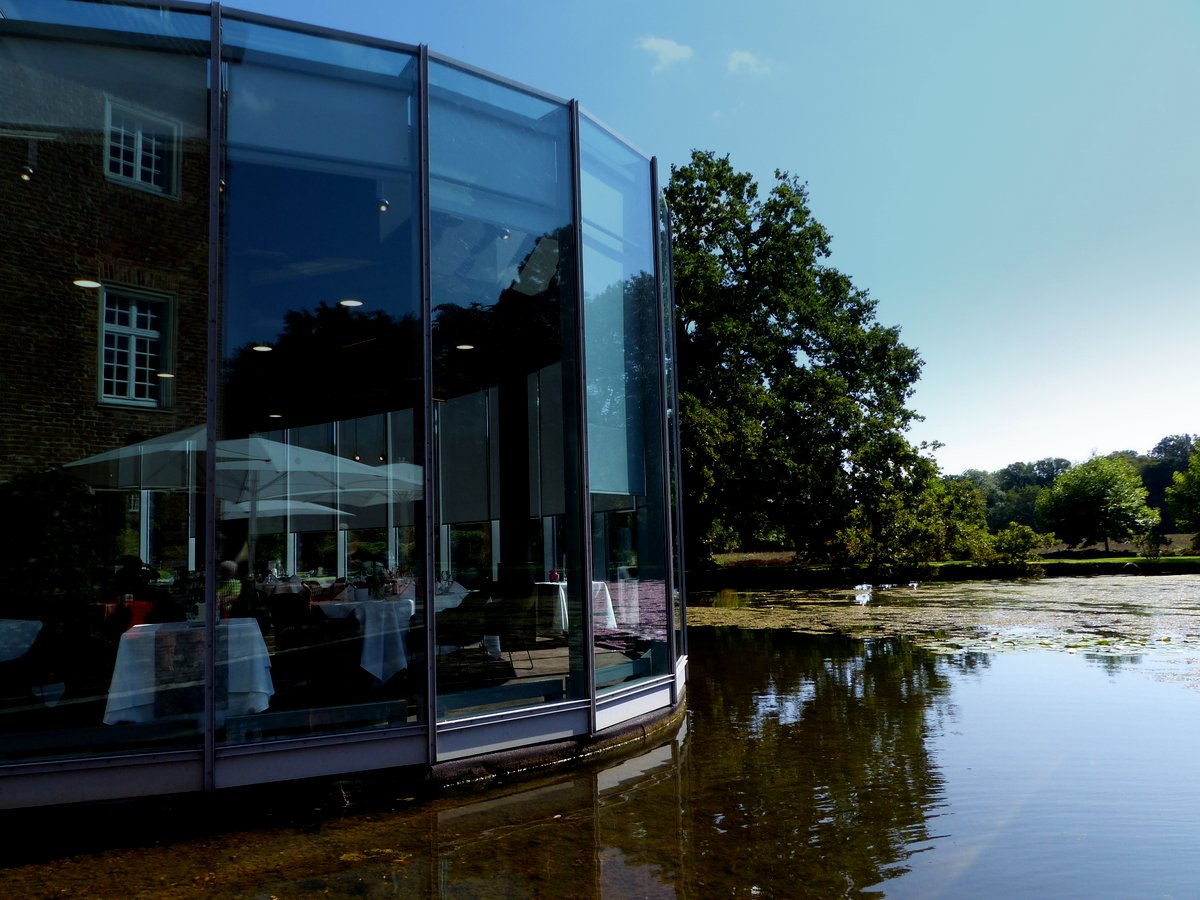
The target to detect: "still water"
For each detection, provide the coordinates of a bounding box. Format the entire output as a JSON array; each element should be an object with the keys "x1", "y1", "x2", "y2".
[{"x1": 4, "y1": 576, "x2": 1200, "y2": 898}]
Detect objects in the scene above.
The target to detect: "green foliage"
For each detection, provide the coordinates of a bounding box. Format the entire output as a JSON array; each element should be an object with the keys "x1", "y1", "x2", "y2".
[
  {"x1": 1148, "y1": 434, "x2": 1197, "y2": 531},
  {"x1": 1135, "y1": 530, "x2": 1170, "y2": 559},
  {"x1": 991, "y1": 523, "x2": 1053, "y2": 571},
  {"x1": 829, "y1": 452, "x2": 996, "y2": 573},
  {"x1": 985, "y1": 483, "x2": 1044, "y2": 532},
  {"x1": 667, "y1": 151, "x2": 922, "y2": 566},
  {"x1": 1165, "y1": 442, "x2": 1200, "y2": 532},
  {"x1": 1037, "y1": 456, "x2": 1159, "y2": 551}
]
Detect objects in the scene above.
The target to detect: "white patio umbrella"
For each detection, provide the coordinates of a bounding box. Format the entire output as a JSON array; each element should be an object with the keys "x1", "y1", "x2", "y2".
[
  {"x1": 214, "y1": 436, "x2": 391, "y2": 508},
  {"x1": 67, "y1": 428, "x2": 416, "y2": 508},
  {"x1": 221, "y1": 499, "x2": 352, "y2": 520},
  {"x1": 64, "y1": 425, "x2": 205, "y2": 491},
  {"x1": 67, "y1": 428, "x2": 424, "y2": 572}
]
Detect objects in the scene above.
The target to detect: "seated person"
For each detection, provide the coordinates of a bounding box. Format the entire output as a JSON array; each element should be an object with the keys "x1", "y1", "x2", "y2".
[{"x1": 217, "y1": 560, "x2": 241, "y2": 618}]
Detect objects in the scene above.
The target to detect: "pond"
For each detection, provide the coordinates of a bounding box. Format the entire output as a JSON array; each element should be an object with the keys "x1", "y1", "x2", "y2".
[{"x1": 3, "y1": 575, "x2": 1200, "y2": 897}]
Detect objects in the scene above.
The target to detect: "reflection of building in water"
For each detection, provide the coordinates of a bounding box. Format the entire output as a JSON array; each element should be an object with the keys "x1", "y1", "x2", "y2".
[
  {"x1": 0, "y1": 2, "x2": 686, "y2": 810},
  {"x1": 432, "y1": 719, "x2": 688, "y2": 897}
]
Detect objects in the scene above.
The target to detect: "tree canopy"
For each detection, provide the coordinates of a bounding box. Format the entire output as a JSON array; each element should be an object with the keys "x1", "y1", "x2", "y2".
[
  {"x1": 1036, "y1": 456, "x2": 1159, "y2": 551},
  {"x1": 1165, "y1": 440, "x2": 1200, "y2": 532},
  {"x1": 666, "y1": 151, "x2": 924, "y2": 565}
]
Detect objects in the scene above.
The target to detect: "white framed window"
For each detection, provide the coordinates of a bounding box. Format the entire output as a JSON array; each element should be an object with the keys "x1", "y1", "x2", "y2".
[
  {"x1": 105, "y1": 99, "x2": 180, "y2": 196},
  {"x1": 100, "y1": 288, "x2": 173, "y2": 408}
]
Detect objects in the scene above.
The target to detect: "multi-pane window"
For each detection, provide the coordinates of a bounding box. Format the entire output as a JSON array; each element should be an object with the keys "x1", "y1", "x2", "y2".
[
  {"x1": 101, "y1": 290, "x2": 169, "y2": 407},
  {"x1": 105, "y1": 100, "x2": 179, "y2": 195}
]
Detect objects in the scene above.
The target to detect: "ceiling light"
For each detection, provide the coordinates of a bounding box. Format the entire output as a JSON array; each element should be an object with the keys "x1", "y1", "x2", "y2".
[
  {"x1": 252, "y1": 343, "x2": 273, "y2": 352},
  {"x1": 73, "y1": 278, "x2": 101, "y2": 289},
  {"x1": 455, "y1": 343, "x2": 475, "y2": 350},
  {"x1": 155, "y1": 372, "x2": 175, "y2": 379},
  {"x1": 19, "y1": 166, "x2": 33, "y2": 182},
  {"x1": 268, "y1": 413, "x2": 283, "y2": 419},
  {"x1": 339, "y1": 298, "x2": 364, "y2": 308},
  {"x1": 377, "y1": 198, "x2": 389, "y2": 212}
]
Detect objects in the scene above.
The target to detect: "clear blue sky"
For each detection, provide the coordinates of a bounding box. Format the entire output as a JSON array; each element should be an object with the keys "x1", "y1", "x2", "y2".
[{"x1": 227, "y1": 0, "x2": 1200, "y2": 475}]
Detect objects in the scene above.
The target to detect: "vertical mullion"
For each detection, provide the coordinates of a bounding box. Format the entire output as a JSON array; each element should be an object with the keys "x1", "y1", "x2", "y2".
[
  {"x1": 569, "y1": 100, "x2": 597, "y2": 732},
  {"x1": 649, "y1": 157, "x2": 678, "y2": 695},
  {"x1": 418, "y1": 45, "x2": 438, "y2": 760},
  {"x1": 202, "y1": 0, "x2": 223, "y2": 793},
  {"x1": 663, "y1": 204, "x2": 687, "y2": 657}
]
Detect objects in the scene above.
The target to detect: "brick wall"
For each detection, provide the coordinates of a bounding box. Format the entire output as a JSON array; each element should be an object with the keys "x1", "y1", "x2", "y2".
[{"x1": 0, "y1": 42, "x2": 209, "y2": 482}]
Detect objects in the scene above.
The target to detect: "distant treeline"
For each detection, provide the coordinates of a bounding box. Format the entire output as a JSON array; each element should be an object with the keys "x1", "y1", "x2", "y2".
[{"x1": 950, "y1": 433, "x2": 1197, "y2": 553}]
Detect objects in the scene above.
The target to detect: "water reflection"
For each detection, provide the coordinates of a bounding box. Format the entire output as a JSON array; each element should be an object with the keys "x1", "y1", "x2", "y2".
[
  {"x1": 6, "y1": 618, "x2": 1200, "y2": 896},
  {"x1": 0, "y1": 628, "x2": 955, "y2": 897},
  {"x1": 682, "y1": 628, "x2": 952, "y2": 896}
]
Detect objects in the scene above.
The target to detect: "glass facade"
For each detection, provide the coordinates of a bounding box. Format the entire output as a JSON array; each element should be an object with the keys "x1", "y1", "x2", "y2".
[{"x1": 0, "y1": 2, "x2": 682, "y2": 809}]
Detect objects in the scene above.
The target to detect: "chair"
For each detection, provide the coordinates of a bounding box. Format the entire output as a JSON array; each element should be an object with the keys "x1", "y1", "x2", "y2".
[
  {"x1": 436, "y1": 590, "x2": 489, "y2": 651},
  {"x1": 484, "y1": 585, "x2": 538, "y2": 669},
  {"x1": 266, "y1": 586, "x2": 312, "y2": 640}
]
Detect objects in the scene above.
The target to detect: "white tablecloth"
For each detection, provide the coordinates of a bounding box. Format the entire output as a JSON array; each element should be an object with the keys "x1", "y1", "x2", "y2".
[
  {"x1": 432, "y1": 581, "x2": 468, "y2": 614},
  {"x1": 592, "y1": 581, "x2": 618, "y2": 629},
  {"x1": 104, "y1": 619, "x2": 273, "y2": 725},
  {"x1": 532, "y1": 582, "x2": 617, "y2": 631},
  {"x1": 314, "y1": 598, "x2": 414, "y2": 683}
]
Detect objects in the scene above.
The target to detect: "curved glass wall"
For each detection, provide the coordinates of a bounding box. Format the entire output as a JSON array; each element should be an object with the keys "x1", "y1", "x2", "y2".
[
  {"x1": 218, "y1": 19, "x2": 423, "y2": 742},
  {"x1": 0, "y1": 2, "x2": 682, "y2": 807},
  {"x1": 0, "y1": 3, "x2": 211, "y2": 760},
  {"x1": 428, "y1": 62, "x2": 586, "y2": 721},
  {"x1": 579, "y1": 115, "x2": 671, "y2": 692}
]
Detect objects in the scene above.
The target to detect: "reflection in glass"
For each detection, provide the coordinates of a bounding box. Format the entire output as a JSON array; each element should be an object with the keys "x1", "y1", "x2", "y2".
[
  {"x1": 0, "y1": 2, "x2": 684, "y2": 787},
  {"x1": 580, "y1": 116, "x2": 670, "y2": 690},
  {"x1": 0, "y1": 6, "x2": 210, "y2": 760},
  {"x1": 428, "y1": 60, "x2": 584, "y2": 720},
  {"x1": 660, "y1": 195, "x2": 686, "y2": 660},
  {"x1": 219, "y1": 19, "x2": 423, "y2": 741}
]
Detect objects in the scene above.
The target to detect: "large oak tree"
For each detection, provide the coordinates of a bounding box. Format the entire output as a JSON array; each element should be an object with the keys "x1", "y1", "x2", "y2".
[{"x1": 666, "y1": 151, "x2": 924, "y2": 565}]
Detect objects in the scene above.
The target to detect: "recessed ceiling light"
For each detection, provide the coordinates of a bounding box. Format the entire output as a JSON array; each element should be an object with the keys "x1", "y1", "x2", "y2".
[
  {"x1": 73, "y1": 278, "x2": 101, "y2": 289},
  {"x1": 455, "y1": 343, "x2": 475, "y2": 350},
  {"x1": 268, "y1": 413, "x2": 283, "y2": 419},
  {"x1": 252, "y1": 343, "x2": 273, "y2": 352},
  {"x1": 339, "y1": 298, "x2": 364, "y2": 308},
  {"x1": 155, "y1": 372, "x2": 175, "y2": 379}
]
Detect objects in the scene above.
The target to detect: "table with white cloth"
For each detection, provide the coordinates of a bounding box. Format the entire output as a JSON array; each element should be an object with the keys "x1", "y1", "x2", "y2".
[
  {"x1": 533, "y1": 582, "x2": 617, "y2": 632},
  {"x1": 313, "y1": 598, "x2": 414, "y2": 683},
  {"x1": 103, "y1": 619, "x2": 273, "y2": 726},
  {"x1": 431, "y1": 581, "x2": 469, "y2": 614}
]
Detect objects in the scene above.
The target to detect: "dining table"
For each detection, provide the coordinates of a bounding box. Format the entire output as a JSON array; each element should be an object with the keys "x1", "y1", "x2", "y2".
[
  {"x1": 103, "y1": 619, "x2": 274, "y2": 726},
  {"x1": 533, "y1": 581, "x2": 618, "y2": 632},
  {"x1": 313, "y1": 598, "x2": 414, "y2": 684}
]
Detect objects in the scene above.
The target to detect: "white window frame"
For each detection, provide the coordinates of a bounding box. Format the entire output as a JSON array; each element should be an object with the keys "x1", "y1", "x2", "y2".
[
  {"x1": 98, "y1": 287, "x2": 174, "y2": 409},
  {"x1": 104, "y1": 98, "x2": 181, "y2": 197}
]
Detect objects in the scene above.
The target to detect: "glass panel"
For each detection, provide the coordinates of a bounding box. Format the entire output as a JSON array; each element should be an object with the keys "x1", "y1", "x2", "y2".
[
  {"x1": 0, "y1": 7, "x2": 210, "y2": 760},
  {"x1": 660, "y1": 196, "x2": 686, "y2": 659},
  {"x1": 580, "y1": 117, "x2": 671, "y2": 690},
  {"x1": 220, "y1": 19, "x2": 423, "y2": 742},
  {"x1": 429, "y1": 61, "x2": 584, "y2": 721}
]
